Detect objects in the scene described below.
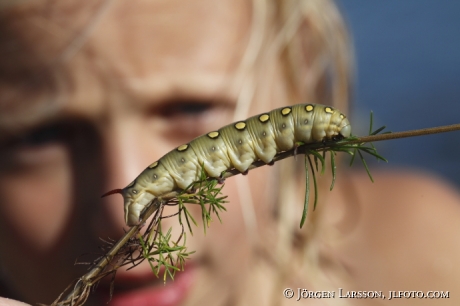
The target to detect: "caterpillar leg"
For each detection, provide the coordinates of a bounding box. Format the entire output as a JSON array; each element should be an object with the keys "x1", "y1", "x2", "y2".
[
  {"x1": 293, "y1": 142, "x2": 301, "y2": 161},
  {"x1": 217, "y1": 173, "x2": 226, "y2": 184},
  {"x1": 187, "y1": 186, "x2": 197, "y2": 193},
  {"x1": 331, "y1": 134, "x2": 345, "y2": 141}
]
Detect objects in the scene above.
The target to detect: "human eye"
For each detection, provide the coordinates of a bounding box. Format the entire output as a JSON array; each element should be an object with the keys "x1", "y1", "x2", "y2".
[
  {"x1": 17, "y1": 124, "x2": 65, "y2": 147},
  {"x1": 157, "y1": 100, "x2": 214, "y2": 118},
  {"x1": 0, "y1": 122, "x2": 71, "y2": 168}
]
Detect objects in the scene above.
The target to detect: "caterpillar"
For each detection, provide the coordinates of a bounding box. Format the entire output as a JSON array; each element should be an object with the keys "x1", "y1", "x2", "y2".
[{"x1": 103, "y1": 103, "x2": 351, "y2": 226}]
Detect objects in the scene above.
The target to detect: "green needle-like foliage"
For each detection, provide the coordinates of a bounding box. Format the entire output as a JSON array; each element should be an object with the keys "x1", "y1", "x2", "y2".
[
  {"x1": 139, "y1": 165, "x2": 228, "y2": 283},
  {"x1": 298, "y1": 112, "x2": 389, "y2": 228}
]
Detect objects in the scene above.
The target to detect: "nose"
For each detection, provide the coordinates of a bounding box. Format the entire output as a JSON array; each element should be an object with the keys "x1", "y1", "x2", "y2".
[
  {"x1": 93, "y1": 123, "x2": 150, "y2": 236},
  {"x1": 93, "y1": 120, "x2": 183, "y2": 238}
]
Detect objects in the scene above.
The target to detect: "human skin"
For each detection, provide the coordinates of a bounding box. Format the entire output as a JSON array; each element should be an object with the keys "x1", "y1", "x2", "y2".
[
  {"x1": 0, "y1": 297, "x2": 30, "y2": 306},
  {"x1": 0, "y1": 0, "x2": 281, "y2": 304},
  {"x1": 0, "y1": 1, "x2": 298, "y2": 303},
  {"x1": 2, "y1": 0, "x2": 460, "y2": 306}
]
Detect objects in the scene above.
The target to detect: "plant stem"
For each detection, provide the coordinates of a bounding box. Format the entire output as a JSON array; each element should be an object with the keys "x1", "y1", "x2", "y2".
[{"x1": 347, "y1": 123, "x2": 460, "y2": 144}]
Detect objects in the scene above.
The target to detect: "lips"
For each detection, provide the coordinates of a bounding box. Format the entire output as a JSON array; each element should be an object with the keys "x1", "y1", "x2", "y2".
[{"x1": 97, "y1": 264, "x2": 195, "y2": 306}]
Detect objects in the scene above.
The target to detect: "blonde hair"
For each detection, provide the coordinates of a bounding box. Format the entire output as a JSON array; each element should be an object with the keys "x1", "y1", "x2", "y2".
[{"x1": 225, "y1": 1, "x2": 354, "y2": 305}]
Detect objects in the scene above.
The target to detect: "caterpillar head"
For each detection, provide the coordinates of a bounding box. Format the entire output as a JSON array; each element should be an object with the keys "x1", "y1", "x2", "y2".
[{"x1": 102, "y1": 182, "x2": 155, "y2": 226}]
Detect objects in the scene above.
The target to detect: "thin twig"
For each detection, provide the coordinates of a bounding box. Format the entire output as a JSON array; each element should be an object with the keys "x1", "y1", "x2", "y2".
[
  {"x1": 346, "y1": 123, "x2": 460, "y2": 144},
  {"x1": 54, "y1": 201, "x2": 163, "y2": 305}
]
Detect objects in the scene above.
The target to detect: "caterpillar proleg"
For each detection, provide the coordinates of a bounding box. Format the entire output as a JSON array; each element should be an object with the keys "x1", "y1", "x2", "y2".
[{"x1": 102, "y1": 103, "x2": 351, "y2": 226}]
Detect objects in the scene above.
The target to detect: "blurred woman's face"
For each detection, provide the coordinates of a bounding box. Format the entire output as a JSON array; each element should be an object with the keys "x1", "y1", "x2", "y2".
[{"x1": 0, "y1": 0, "x2": 290, "y2": 305}]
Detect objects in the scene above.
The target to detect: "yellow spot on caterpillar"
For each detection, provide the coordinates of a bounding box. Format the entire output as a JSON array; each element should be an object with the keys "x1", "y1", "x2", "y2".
[
  {"x1": 208, "y1": 131, "x2": 219, "y2": 139},
  {"x1": 281, "y1": 107, "x2": 291, "y2": 116},
  {"x1": 148, "y1": 161, "x2": 159, "y2": 169},
  {"x1": 127, "y1": 181, "x2": 135, "y2": 188},
  {"x1": 235, "y1": 122, "x2": 246, "y2": 130},
  {"x1": 259, "y1": 114, "x2": 270, "y2": 122},
  {"x1": 305, "y1": 105, "x2": 314, "y2": 112},
  {"x1": 177, "y1": 144, "x2": 188, "y2": 151},
  {"x1": 325, "y1": 107, "x2": 334, "y2": 114},
  {"x1": 340, "y1": 114, "x2": 345, "y2": 119}
]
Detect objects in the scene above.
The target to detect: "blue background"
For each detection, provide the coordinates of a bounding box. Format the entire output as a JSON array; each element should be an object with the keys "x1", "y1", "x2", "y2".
[{"x1": 337, "y1": 0, "x2": 460, "y2": 186}]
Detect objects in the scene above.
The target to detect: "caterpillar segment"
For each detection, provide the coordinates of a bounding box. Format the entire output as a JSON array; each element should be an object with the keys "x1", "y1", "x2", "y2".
[{"x1": 102, "y1": 103, "x2": 351, "y2": 226}]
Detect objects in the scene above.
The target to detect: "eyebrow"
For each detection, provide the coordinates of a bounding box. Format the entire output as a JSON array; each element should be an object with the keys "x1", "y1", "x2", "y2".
[{"x1": 0, "y1": 98, "x2": 64, "y2": 141}]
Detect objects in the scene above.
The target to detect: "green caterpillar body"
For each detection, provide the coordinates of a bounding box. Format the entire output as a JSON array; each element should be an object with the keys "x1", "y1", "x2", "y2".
[{"x1": 103, "y1": 103, "x2": 351, "y2": 226}]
